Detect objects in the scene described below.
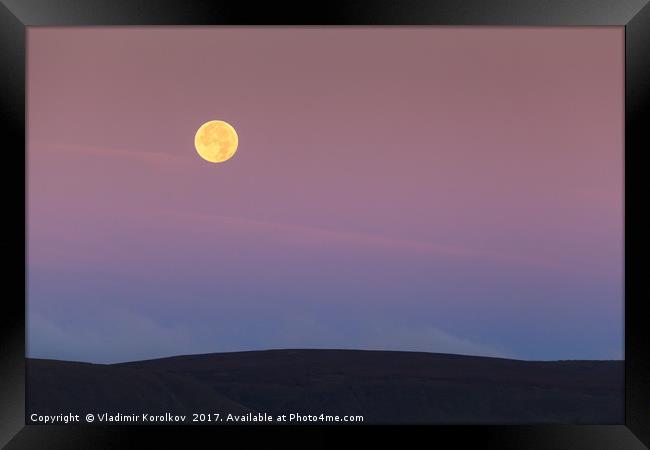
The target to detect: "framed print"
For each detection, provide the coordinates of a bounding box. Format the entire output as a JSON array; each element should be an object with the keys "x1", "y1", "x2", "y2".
[{"x1": 1, "y1": 0, "x2": 649, "y2": 448}]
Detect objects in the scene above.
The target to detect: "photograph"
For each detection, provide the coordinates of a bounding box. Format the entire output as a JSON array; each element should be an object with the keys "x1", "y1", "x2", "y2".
[
  {"x1": 26, "y1": 26, "x2": 623, "y2": 425},
  {"x1": 1, "y1": 0, "x2": 648, "y2": 448}
]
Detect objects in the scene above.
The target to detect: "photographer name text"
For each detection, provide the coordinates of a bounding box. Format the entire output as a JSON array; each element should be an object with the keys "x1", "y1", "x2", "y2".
[{"x1": 29, "y1": 412, "x2": 364, "y2": 424}]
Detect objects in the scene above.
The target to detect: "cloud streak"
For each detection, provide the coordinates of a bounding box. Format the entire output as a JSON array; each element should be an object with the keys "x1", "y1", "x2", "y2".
[
  {"x1": 28, "y1": 308, "x2": 513, "y2": 364},
  {"x1": 33, "y1": 141, "x2": 193, "y2": 166},
  {"x1": 160, "y1": 209, "x2": 568, "y2": 271}
]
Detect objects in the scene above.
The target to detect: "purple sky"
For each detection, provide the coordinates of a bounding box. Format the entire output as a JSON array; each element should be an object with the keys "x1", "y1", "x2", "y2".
[{"x1": 27, "y1": 27, "x2": 623, "y2": 363}]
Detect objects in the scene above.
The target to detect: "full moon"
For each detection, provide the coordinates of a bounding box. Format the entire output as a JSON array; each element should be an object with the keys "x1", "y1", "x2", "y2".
[{"x1": 194, "y1": 120, "x2": 239, "y2": 163}]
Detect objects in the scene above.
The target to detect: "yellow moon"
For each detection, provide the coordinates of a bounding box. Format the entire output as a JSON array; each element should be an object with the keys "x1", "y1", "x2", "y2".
[{"x1": 194, "y1": 120, "x2": 239, "y2": 163}]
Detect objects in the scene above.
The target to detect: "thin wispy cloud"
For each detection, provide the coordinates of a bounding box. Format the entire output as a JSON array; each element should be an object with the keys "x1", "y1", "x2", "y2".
[
  {"x1": 161, "y1": 209, "x2": 567, "y2": 271},
  {"x1": 32, "y1": 142, "x2": 194, "y2": 166}
]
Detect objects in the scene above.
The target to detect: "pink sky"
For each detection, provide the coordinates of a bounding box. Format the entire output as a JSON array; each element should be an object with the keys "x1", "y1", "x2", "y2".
[{"x1": 27, "y1": 27, "x2": 623, "y2": 363}]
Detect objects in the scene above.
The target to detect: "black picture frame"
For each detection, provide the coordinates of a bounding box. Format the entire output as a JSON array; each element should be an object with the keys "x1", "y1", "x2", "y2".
[{"x1": 1, "y1": 0, "x2": 648, "y2": 448}]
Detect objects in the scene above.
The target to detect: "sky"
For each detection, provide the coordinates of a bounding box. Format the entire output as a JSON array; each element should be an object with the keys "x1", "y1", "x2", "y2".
[{"x1": 27, "y1": 27, "x2": 623, "y2": 363}]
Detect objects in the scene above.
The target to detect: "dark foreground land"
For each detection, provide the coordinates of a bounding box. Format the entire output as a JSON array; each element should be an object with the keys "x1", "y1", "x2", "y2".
[{"x1": 27, "y1": 349, "x2": 623, "y2": 424}]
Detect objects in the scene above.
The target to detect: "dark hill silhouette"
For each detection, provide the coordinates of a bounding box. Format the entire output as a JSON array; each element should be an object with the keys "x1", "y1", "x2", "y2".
[{"x1": 27, "y1": 349, "x2": 623, "y2": 424}]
